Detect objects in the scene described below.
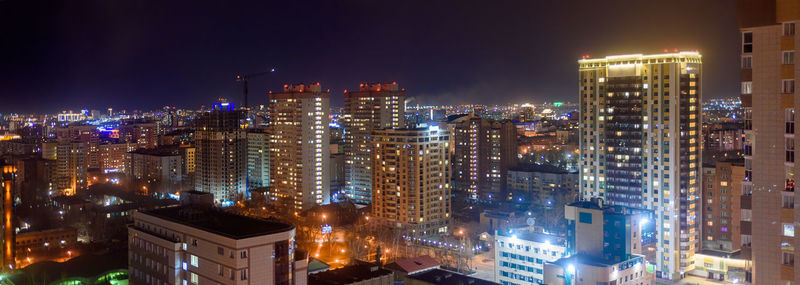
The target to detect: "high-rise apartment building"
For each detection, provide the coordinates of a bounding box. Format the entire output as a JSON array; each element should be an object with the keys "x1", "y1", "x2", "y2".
[
  {"x1": 269, "y1": 83, "x2": 331, "y2": 211},
  {"x1": 370, "y1": 126, "x2": 451, "y2": 235},
  {"x1": 247, "y1": 129, "x2": 270, "y2": 189},
  {"x1": 579, "y1": 52, "x2": 702, "y2": 279},
  {"x1": 128, "y1": 191, "x2": 307, "y2": 285},
  {"x1": 99, "y1": 142, "x2": 136, "y2": 172},
  {"x1": 701, "y1": 159, "x2": 745, "y2": 252},
  {"x1": 738, "y1": 1, "x2": 800, "y2": 283},
  {"x1": 506, "y1": 164, "x2": 579, "y2": 206},
  {"x1": 126, "y1": 147, "x2": 184, "y2": 195},
  {"x1": 194, "y1": 103, "x2": 247, "y2": 204},
  {"x1": 55, "y1": 124, "x2": 99, "y2": 169},
  {"x1": 119, "y1": 119, "x2": 159, "y2": 149},
  {"x1": 343, "y1": 82, "x2": 405, "y2": 205},
  {"x1": 451, "y1": 114, "x2": 517, "y2": 201},
  {"x1": 54, "y1": 141, "x2": 87, "y2": 195},
  {"x1": 1, "y1": 162, "x2": 15, "y2": 272}
]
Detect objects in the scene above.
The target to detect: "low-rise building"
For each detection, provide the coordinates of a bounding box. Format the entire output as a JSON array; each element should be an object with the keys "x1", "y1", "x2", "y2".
[
  {"x1": 494, "y1": 229, "x2": 568, "y2": 285},
  {"x1": 543, "y1": 254, "x2": 648, "y2": 285},
  {"x1": 543, "y1": 201, "x2": 652, "y2": 285},
  {"x1": 128, "y1": 191, "x2": 307, "y2": 285}
]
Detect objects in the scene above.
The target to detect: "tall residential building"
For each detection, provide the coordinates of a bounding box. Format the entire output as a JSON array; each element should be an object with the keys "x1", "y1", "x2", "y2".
[
  {"x1": 1, "y1": 162, "x2": 15, "y2": 272},
  {"x1": 451, "y1": 114, "x2": 517, "y2": 201},
  {"x1": 10, "y1": 155, "x2": 56, "y2": 207},
  {"x1": 128, "y1": 191, "x2": 308, "y2": 285},
  {"x1": 344, "y1": 82, "x2": 405, "y2": 204},
  {"x1": 55, "y1": 124, "x2": 99, "y2": 169},
  {"x1": 269, "y1": 83, "x2": 331, "y2": 211},
  {"x1": 119, "y1": 119, "x2": 159, "y2": 149},
  {"x1": 738, "y1": 1, "x2": 800, "y2": 283},
  {"x1": 506, "y1": 164, "x2": 579, "y2": 206},
  {"x1": 343, "y1": 82, "x2": 405, "y2": 205},
  {"x1": 701, "y1": 159, "x2": 745, "y2": 252},
  {"x1": 698, "y1": 159, "x2": 751, "y2": 283},
  {"x1": 247, "y1": 129, "x2": 270, "y2": 189},
  {"x1": 194, "y1": 103, "x2": 247, "y2": 204},
  {"x1": 54, "y1": 141, "x2": 88, "y2": 195},
  {"x1": 579, "y1": 52, "x2": 702, "y2": 279},
  {"x1": 126, "y1": 147, "x2": 184, "y2": 195},
  {"x1": 99, "y1": 142, "x2": 136, "y2": 172},
  {"x1": 370, "y1": 126, "x2": 451, "y2": 235}
]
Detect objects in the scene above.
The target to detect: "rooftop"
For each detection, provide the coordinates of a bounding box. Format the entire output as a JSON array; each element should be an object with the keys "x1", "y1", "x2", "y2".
[
  {"x1": 496, "y1": 229, "x2": 566, "y2": 246},
  {"x1": 384, "y1": 255, "x2": 440, "y2": 274},
  {"x1": 140, "y1": 205, "x2": 294, "y2": 239},
  {"x1": 308, "y1": 263, "x2": 392, "y2": 285},
  {"x1": 509, "y1": 163, "x2": 572, "y2": 174},
  {"x1": 407, "y1": 268, "x2": 500, "y2": 285},
  {"x1": 550, "y1": 253, "x2": 645, "y2": 268}
]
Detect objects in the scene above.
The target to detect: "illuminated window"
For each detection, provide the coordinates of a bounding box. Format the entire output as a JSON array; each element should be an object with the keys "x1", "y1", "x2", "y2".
[{"x1": 784, "y1": 224, "x2": 795, "y2": 237}]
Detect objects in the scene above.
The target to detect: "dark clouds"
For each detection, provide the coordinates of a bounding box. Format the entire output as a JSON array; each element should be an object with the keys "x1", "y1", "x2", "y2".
[{"x1": 0, "y1": 0, "x2": 739, "y2": 112}]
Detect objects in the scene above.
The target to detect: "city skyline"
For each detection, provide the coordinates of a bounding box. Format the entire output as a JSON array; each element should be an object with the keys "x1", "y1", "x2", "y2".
[
  {"x1": 1, "y1": 0, "x2": 739, "y2": 113},
  {"x1": 0, "y1": 1, "x2": 779, "y2": 285}
]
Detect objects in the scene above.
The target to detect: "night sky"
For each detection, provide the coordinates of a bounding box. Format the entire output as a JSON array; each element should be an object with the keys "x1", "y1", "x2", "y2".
[{"x1": 1, "y1": 0, "x2": 739, "y2": 113}]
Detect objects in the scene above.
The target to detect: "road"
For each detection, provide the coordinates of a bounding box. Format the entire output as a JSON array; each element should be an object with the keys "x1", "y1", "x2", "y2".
[{"x1": 470, "y1": 251, "x2": 495, "y2": 282}]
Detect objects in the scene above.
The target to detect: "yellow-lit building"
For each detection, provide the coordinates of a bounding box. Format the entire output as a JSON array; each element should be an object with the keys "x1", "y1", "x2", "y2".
[
  {"x1": 371, "y1": 126, "x2": 450, "y2": 235},
  {"x1": 269, "y1": 83, "x2": 331, "y2": 211},
  {"x1": 578, "y1": 52, "x2": 702, "y2": 280}
]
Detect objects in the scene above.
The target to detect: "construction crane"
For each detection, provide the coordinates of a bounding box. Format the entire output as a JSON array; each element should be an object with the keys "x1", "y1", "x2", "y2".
[{"x1": 235, "y1": 67, "x2": 276, "y2": 109}]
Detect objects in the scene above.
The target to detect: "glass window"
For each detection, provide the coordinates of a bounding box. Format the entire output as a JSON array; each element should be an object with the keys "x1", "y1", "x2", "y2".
[
  {"x1": 785, "y1": 51, "x2": 795, "y2": 65},
  {"x1": 783, "y1": 79, "x2": 795, "y2": 94},
  {"x1": 785, "y1": 22, "x2": 796, "y2": 36},
  {"x1": 743, "y1": 32, "x2": 753, "y2": 53},
  {"x1": 784, "y1": 224, "x2": 795, "y2": 237},
  {"x1": 742, "y1": 82, "x2": 752, "y2": 95},
  {"x1": 742, "y1": 55, "x2": 752, "y2": 69}
]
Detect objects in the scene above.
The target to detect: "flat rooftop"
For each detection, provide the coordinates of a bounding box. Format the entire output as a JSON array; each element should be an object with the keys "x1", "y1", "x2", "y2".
[
  {"x1": 140, "y1": 206, "x2": 294, "y2": 239},
  {"x1": 550, "y1": 253, "x2": 644, "y2": 268},
  {"x1": 308, "y1": 263, "x2": 392, "y2": 285},
  {"x1": 407, "y1": 268, "x2": 500, "y2": 285}
]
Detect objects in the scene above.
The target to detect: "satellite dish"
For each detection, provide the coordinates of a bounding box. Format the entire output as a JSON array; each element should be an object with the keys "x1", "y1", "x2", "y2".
[{"x1": 526, "y1": 218, "x2": 536, "y2": 226}]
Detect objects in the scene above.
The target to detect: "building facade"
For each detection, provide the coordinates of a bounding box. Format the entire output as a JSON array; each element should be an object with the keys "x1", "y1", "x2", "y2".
[
  {"x1": 343, "y1": 82, "x2": 405, "y2": 205},
  {"x1": 738, "y1": 0, "x2": 800, "y2": 283},
  {"x1": 579, "y1": 52, "x2": 702, "y2": 279},
  {"x1": 269, "y1": 83, "x2": 331, "y2": 211},
  {"x1": 494, "y1": 230, "x2": 567, "y2": 285},
  {"x1": 452, "y1": 115, "x2": 517, "y2": 201},
  {"x1": 701, "y1": 159, "x2": 745, "y2": 252},
  {"x1": 119, "y1": 119, "x2": 159, "y2": 149},
  {"x1": 246, "y1": 130, "x2": 269, "y2": 190},
  {"x1": 543, "y1": 201, "x2": 650, "y2": 285},
  {"x1": 126, "y1": 147, "x2": 184, "y2": 195},
  {"x1": 194, "y1": 103, "x2": 248, "y2": 204},
  {"x1": 506, "y1": 165, "x2": 578, "y2": 206},
  {"x1": 370, "y1": 127, "x2": 450, "y2": 235},
  {"x1": 99, "y1": 142, "x2": 136, "y2": 172}
]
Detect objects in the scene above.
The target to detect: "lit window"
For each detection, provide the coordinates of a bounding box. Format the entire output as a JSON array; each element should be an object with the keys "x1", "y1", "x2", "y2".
[{"x1": 784, "y1": 224, "x2": 795, "y2": 237}]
